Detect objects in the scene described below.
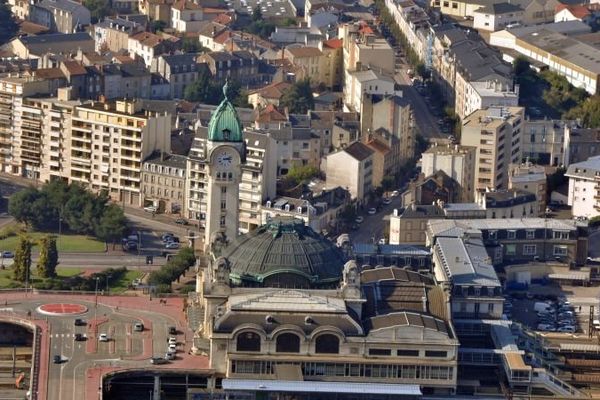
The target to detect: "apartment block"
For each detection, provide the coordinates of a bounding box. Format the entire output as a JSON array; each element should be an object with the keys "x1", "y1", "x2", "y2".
[
  {"x1": 324, "y1": 142, "x2": 374, "y2": 202},
  {"x1": 422, "y1": 143, "x2": 477, "y2": 202},
  {"x1": 339, "y1": 21, "x2": 395, "y2": 76},
  {"x1": 0, "y1": 76, "x2": 52, "y2": 176},
  {"x1": 94, "y1": 17, "x2": 145, "y2": 53},
  {"x1": 521, "y1": 118, "x2": 574, "y2": 166},
  {"x1": 566, "y1": 156, "x2": 600, "y2": 218},
  {"x1": 152, "y1": 54, "x2": 199, "y2": 99},
  {"x1": 564, "y1": 127, "x2": 600, "y2": 166},
  {"x1": 141, "y1": 151, "x2": 187, "y2": 214},
  {"x1": 29, "y1": 0, "x2": 91, "y2": 33},
  {"x1": 461, "y1": 106, "x2": 524, "y2": 192},
  {"x1": 344, "y1": 69, "x2": 396, "y2": 113},
  {"x1": 69, "y1": 100, "x2": 171, "y2": 205},
  {"x1": 509, "y1": 161, "x2": 547, "y2": 215}
]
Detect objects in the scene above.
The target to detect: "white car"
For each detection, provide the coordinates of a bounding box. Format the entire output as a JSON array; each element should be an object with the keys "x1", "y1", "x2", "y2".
[
  {"x1": 168, "y1": 343, "x2": 177, "y2": 352},
  {"x1": 557, "y1": 326, "x2": 576, "y2": 333},
  {"x1": 391, "y1": 190, "x2": 400, "y2": 197},
  {"x1": 98, "y1": 333, "x2": 109, "y2": 342},
  {"x1": 367, "y1": 208, "x2": 377, "y2": 215},
  {"x1": 144, "y1": 206, "x2": 157, "y2": 213},
  {"x1": 168, "y1": 337, "x2": 177, "y2": 345},
  {"x1": 378, "y1": 238, "x2": 386, "y2": 245},
  {"x1": 355, "y1": 216, "x2": 364, "y2": 224}
]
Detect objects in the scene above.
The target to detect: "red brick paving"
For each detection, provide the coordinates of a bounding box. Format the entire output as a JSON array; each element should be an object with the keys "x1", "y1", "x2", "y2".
[{"x1": 38, "y1": 303, "x2": 88, "y2": 315}]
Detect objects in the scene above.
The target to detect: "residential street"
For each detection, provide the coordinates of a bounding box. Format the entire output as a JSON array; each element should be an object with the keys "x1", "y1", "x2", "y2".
[{"x1": 349, "y1": 194, "x2": 404, "y2": 244}]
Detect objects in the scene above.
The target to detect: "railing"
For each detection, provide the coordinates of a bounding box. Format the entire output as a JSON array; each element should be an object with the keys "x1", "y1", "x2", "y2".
[{"x1": 531, "y1": 368, "x2": 584, "y2": 398}]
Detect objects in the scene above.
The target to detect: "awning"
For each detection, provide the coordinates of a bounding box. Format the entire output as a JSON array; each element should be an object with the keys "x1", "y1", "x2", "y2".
[
  {"x1": 222, "y1": 379, "x2": 422, "y2": 395},
  {"x1": 548, "y1": 272, "x2": 589, "y2": 281}
]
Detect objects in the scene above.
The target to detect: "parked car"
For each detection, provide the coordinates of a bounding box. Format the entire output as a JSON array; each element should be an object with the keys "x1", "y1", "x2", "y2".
[
  {"x1": 98, "y1": 333, "x2": 109, "y2": 342},
  {"x1": 134, "y1": 323, "x2": 144, "y2": 332},
  {"x1": 74, "y1": 333, "x2": 85, "y2": 341},
  {"x1": 168, "y1": 343, "x2": 177, "y2": 352},
  {"x1": 391, "y1": 190, "x2": 400, "y2": 197},
  {"x1": 1, "y1": 251, "x2": 14, "y2": 258},
  {"x1": 150, "y1": 357, "x2": 168, "y2": 365},
  {"x1": 74, "y1": 319, "x2": 86, "y2": 326},
  {"x1": 144, "y1": 206, "x2": 157, "y2": 213},
  {"x1": 165, "y1": 242, "x2": 180, "y2": 250},
  {"x1": 378, "y1": 238, "x2": 387, "y2": 245},
  {"x1": 53, "y1": 355, "x2": 62, "y2": 364},
  {"x1": 162, "y1": 233, "x2": 174, "y2": 242},
  {"x1": 355, "y1": 216, "x2": 364, "y2": 224},
  {"x1": 382, "y1": 197, "x2": 392, "y2": 205},
  {"x1": 367, "y1": 208, "x2": 377, "y2": 215},
  {"x1": 165, "y1": 352, "x2": 176, "y2": 360},
  {"x1": 168, "y1": 326, "x2": 178, "y2": 335},
  {"x1": 557, "y1": 326, "x2": 576, "y2": 333},
  {"x1": 175, "y1": 218, "x2": 188, "y2": 225},
  {"x1": 168, "y1": 337, "x2": 177, "y2": 345}
]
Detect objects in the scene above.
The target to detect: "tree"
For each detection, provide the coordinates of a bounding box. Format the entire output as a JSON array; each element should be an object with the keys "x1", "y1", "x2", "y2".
[
  {"x1": 280, "y1": 79, "x2": 314, "y2": 114},
  {"x1": 0, "y1": 2, "x2": 18, "y2": 46},
  {"x1": 184, "y1": 67, "x2": 215, "y2": 103},
  {"x1": 13, "y1": 235, "x2": 32, "y2": 283},
  {"x1": 286, "y1": 165, "x2": 320, "y2": 185},
  {"x1": 83, "y1": 0, "x2": 111, "y2": 23},
  {"x1": 381, "y1": 175, "x2": 395, "y2": 192},
  {"x1": 37, "y1": 235, "x2": 58, "y2": 278},
  {"x1": 8, "y1": 188, "x2": 42, "y2": 228},
  {"x1": 95, "y1": 204, "x2": 127, "y2": 248},
  {"x1": 252, "y1": 5, "x2": 262, "y2": 21},
  {"x1": 566, "y1": 95, "x2": 600, "y2": 128},
  {"x1": 182, "y1": 38, "x2": 201, "y2": 53},
  {"x1": 513, "y1": 56, "x2": 530, "y2": 77}
]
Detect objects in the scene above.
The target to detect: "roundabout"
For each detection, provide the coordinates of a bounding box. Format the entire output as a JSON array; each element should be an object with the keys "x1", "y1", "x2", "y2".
[{"x1": 36, "y1": 303, "x2": 88, "y2": 316}]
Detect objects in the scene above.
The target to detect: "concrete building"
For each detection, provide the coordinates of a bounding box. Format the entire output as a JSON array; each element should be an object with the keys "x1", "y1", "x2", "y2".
[
  {"x1": 521, "y1": 118, "x2": 575, "y2": 166},
  {"x1": 127, "y1": 31, "x2": 179, "y2": 67},
  {"x1": 69, "y1": 99, "x2": 171, "y2": 205},
  {"x1": 94, "y1": 17, "x2": 144, "y2": 53},
  {"x1": 402, "y1": 171, "x2": 462, "y2": 206},
  {"x1": 152, "y1": 54, "x2": 199, "y2": 99},
  {"x1": 171, "y1": 0, "x2": 204, "y2": 33},
  {"x1": 324, "y1": 142, "x2": 374, "y2": 202},
  {"x1": 339, "y1": 21, "x2": 395, "y2": 76},
  {"x1": 319, "y1": 38, "x2": 344, "y2": 90},
  {"x1": 284, "y1": 46, "x2": 326, "y2": 87},
  {"x1": 475, "y1": 188, "x2": 538, "y2": 219},
  {"x1": 197, "y1": 51, "x2": 263, "y2": 87},
  {"x1": 422, "y1": 143, "x2": 477, "y2": 202},
  {"x1": 431, "y1": 231, "x2": 504, "y2": 320},
  {"x1": 141, "y1": 151, "x2": 187, "y2": 214},
  {"x1": 261, "y1": 187, "x2": 351, "y2": 234},
  {"x1": 566, "y1": 156, "x2": 600, "y2": 218},
  {"x1": 461, "y1": 106, "x2": 524, "y2": 192},
  {"x1": 389, "y1": 204, "x2": 445, "y2": 245},
  {"x1": 431, "y1": 0, "x2": 558, "y2": 25},
  {"x1": 196, "y1": 220, "x2": 459, "y2": 397},
  {"x1": 472, "y1": 3, "x2": 524, "y2": 32},
  {"x1": 428, "y1": 218, "x2": 588, "y2": 266},
  {"x1": 247, "y1": 82, "x2": 292, "y2": 109},
  {"x1": 8, "y1": 32, "x2": 94, "y2": 59},
  {"x1": 344, "y1": 69, "x2": 396, "y2": 113},
  {"x1": 509, "y1": 162, "x2": 547, "y2": 215},
  {"x1": 0, "y1": 76, "x2": 52, "y2": 176},
  {"x1": 29, "y1": 0, "x2": 90, "y2": 33},
  {"x1": 564, "y1": 127, "x2": 600, "y2": 166},
  {"x1": 186, "y1": 92, "x2": 277, "y2": 234},
  {"x1": 360, "y1": 94, "x2": 414, "y2": 168}
]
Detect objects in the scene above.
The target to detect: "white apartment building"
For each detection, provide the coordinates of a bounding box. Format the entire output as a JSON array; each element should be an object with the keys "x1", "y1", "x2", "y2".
[
  {"x1": 70, "y1": 100, "x2": 171, "y2": 205},
  {"x1": 324, "y1": 142, "x2": 374, "y2": 202},
  {"x1": 461, "y1": 106, "x2": 524, "y2": 192},
  {"x1": 339, "y1": 22, "x2": 395, "y2": 75},
  {"x1": 422, "y1": 143, "x2": 477, "y2": 202},
  {"x1": 344, "y1": 69, "x2": 396, "y2": 113},
  {"x1": 565, "y1": 156, "x2": 600, "y2": 218},
  {"x1": 458, "y1": 80, "x2": 519, "y2": 121},
  {"x1": 0, "y1": 76, "x2": 52, "y2": 177}
]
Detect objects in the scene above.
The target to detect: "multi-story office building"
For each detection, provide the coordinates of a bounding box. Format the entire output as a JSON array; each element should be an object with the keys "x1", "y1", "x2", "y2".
[
  {"x1": 461, "y1": 106, "x2": 524, "y2": 192},
  {"x1": 422, "y1": 143, "x2": 477, "y2": 202},
  {"x1": 69, "y1": 99, "x2": 171, "y2": 205}
]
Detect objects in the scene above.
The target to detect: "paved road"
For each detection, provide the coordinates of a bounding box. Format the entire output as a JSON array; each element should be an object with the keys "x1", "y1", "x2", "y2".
[
  {"x1": 2, "y1": 294, "x2": 195, "y2": 400},
  {"x1": 350, "y1": 194, "x2": 404, "y2": 244}
]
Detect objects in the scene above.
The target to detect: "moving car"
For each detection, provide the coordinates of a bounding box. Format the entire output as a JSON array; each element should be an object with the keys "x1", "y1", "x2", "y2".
[
  {"x1": 134, "y1": 323, "x2": 144, "y2": 332},
  {"x1": 74, "y1": 318, "x2": 86, "y2": 326},
  {"x1": 144, "y1": 206, "x2": 157, "y2": 213},
  {"x1": 165, "y1": 352, "x2": 176, "y2": 360},
  {"x1": 74, "y1": 333, "x2": 85, "y2": 341},
  {"x1": 1, "y1": 251, "x2": 14, "y2": 258},
  {"x1": 150, "y1": 357, "x2": 168, "y2": 365},
  {"x1": 367, "y1": 208, "x2": 377, "y2": 215},
  {"x1": 168, "y1": 343, "x2": 177, "y2": 352},
  {"x1": 165, "y1": 242, "x2": 180, "y2": 249},
  {"x1": 53, "y1": 355, "x2": 62, "y2": 364},
  {"x1": 175, "y1": 218, "x2": 188, "y2": 225},
  {"x1": 355, "y1": 216, "x2": 364, "y2": 224},
  {"x1": 98, "y1": 333, "x2": 109, "y2": 342},
  {"x1": 382, "y1": 198, "x2": 392, "y2": 205},
  {"x1": 391, "y1": 190, "x2": 400, "y2": 197},
  {"x1": 168, "y1": 326, "x2": 178, "y2": 335},
  {"x1": 168, "y1": 337, "x2": 177, "y2": 345}
]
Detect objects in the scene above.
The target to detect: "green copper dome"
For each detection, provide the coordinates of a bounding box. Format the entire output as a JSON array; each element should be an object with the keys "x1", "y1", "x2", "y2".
[{"x1": 208, "y1": 81, "x2": 243, "y2": 142}]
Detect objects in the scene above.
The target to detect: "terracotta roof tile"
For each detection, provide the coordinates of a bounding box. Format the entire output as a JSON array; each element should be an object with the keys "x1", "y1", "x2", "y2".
[
  {"x1": 257, "y1": 104, "x2": 287, "y2": 122},
  {"x1": 555, "y1": 3, "x2": 591, "y2": 19},
  {"x1": 322, "y1": 38, "x2": 343, "y2": 49},
  {"x1": 35, "y1": 68, "x2": 66, "y2": 79},
  {"x1": 286, "y1": 46, "x2": 322, "y2": 58},
  {"x1": 248, "y1": 81, "x2": 292, "y2": 99},
  {"x1": 62, "y1": 60, "x2": 87, "y2": 75},
  {"x1": 130, "y1": 31, "x2": 164, "y2": 47}
]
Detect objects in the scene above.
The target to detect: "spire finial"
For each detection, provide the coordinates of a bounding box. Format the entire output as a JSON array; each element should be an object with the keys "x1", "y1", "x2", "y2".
[{"x1": 223, "y1": 79, "x2": 229, "y2": 100}]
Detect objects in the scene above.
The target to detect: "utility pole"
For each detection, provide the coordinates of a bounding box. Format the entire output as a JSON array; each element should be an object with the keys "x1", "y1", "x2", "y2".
[
  {"x1": 94, "y1": 277, "x2": 100, "y2": 307},
  {"x1": 105, "y1": 275, "x2": 111, "y2": 295}
]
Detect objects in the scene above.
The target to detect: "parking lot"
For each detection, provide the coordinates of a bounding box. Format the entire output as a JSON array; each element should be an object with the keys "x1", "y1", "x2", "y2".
[{"x1": 226, "y1": 0, "x2": 295, "y2": 17}]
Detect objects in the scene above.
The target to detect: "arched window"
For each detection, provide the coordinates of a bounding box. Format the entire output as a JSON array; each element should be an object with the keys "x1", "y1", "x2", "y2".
[
  {"x1": 276, "y1": 333, "x2": 300, "y2": 353},
  {"x1": 315, "y1": 334, "x2": 339, "y2": 354},
  {"x1": 236, "y1": 331, "x2": 261, "y2": 352}
]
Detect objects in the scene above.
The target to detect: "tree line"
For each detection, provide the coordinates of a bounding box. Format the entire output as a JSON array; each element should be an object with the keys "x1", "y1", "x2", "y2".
[
  {"x1": 148, "y1": 247, "x2": 196, "y2": 293},
  {"x1": 8, "y1": 180, "x2": 127, "y2": 245}
]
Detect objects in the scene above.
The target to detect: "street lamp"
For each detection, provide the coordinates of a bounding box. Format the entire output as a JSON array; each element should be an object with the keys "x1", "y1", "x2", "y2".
[{"x1": 94, "y1": 277, "x2": 100, "y2": 307}]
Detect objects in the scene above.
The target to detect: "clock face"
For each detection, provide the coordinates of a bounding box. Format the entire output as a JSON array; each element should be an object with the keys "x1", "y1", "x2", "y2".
[{"x1": 216, "y1": 151, "x2": 233, "y2": 168}]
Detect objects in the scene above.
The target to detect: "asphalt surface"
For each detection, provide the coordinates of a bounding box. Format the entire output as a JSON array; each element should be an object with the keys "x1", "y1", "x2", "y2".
[
  {"x1": 349, "y1": 194, "x2": 404, "y2": 244},
  {"x1": 4, "y1": 296, "x2": 187, "y2": 400}
]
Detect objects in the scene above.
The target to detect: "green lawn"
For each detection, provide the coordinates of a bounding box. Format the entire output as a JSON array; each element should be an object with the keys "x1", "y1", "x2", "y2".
[
  {"x1": 109, "y1": 270, "x2": 143, "y2": 294},
  {"x1": 0, "y1": 233, "x2": 105, "y2": 253},
  {"x1": 0, "y1": 267, "x2": 82, "y2": 288}
]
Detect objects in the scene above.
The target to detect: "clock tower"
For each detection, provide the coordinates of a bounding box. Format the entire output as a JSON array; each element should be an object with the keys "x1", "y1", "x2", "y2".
[{"x1": 204, "y1": 82, "x2": 245, "y2": 248}]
